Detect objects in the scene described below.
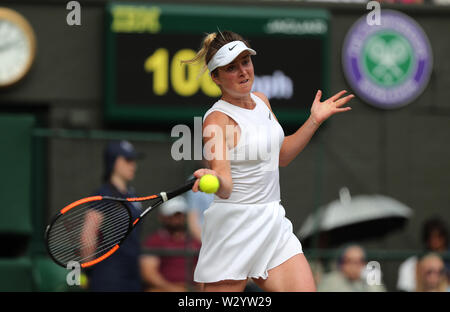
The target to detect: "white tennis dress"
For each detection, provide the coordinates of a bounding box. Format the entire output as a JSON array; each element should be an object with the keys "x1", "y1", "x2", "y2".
[{"x1": 193, "y1": 93, "x2": 303, "y2": 283}]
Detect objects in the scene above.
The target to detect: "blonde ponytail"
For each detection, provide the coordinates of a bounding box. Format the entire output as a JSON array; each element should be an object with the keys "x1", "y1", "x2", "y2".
[
  {"x1": 181, "y1": 32, "x2": 217, "y2": 75},
  {"x1": 182, "y1": 31, "x2": 250, "y2": 76}
]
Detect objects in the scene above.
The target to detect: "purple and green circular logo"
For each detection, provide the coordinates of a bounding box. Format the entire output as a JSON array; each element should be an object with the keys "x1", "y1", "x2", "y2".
[{"x1": 342, "y1": 10, "x2": 433, "y2": 109}]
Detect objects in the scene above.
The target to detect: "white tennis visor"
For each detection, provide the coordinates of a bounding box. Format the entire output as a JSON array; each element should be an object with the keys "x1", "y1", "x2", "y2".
[{"x1": 207, "y1": 40, "x2": 257, "y2": 74}]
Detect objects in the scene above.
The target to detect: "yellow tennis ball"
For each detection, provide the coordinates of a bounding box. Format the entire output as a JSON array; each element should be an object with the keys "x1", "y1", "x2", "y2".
[
  {"x1": 80, "y1": 273, "x2": 88, "y2": 289},
  {"x1": 199, "y1": 174, "x2": 220, "y2": 194}
]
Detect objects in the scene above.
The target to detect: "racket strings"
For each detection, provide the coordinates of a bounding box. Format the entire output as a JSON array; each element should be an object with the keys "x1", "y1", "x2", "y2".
[
  {"x1": 49, "y1": 218, "x2": 127, "y2": 258},
  {"x1": 49, "y1": 201, "x2": 130, "y2": 265},
  {"x1": 47, "y1": 199, "x2": 131, "y2": 266},
  {"x1": 48, "y1": 200, "x2": 123, "y2": 241}
]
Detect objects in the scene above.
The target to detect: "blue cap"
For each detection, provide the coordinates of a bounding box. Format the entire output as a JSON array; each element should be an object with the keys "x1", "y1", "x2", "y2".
[
  {"x1": 105, "y1": 140, "x2": 138, "y2": 161},
  {"x1": 103, "y1": 140, "x2": 140, "y2": 181}
]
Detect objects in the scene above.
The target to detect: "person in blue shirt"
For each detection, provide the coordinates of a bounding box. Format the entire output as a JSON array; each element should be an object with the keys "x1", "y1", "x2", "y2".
[
  {"x1": 85, "y1": 140, "x2": 143, "y2": 292},
  {"x1": 183, "y1": 160, "x2": 215, "y2": 243}
]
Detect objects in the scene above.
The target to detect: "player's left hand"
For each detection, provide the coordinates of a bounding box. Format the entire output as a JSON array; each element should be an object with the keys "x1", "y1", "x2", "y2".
[
  {"x1": 310, "y1": 90, "x2": 354, "y2": 126},
  {"x1": 192, "y1": 168, "x2": 219, "y2": 192}
]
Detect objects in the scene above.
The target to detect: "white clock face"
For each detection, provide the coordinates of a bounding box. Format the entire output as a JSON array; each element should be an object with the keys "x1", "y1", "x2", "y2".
[{"x1": 0, "y1": 18, "x2": 33, "y2": 86}]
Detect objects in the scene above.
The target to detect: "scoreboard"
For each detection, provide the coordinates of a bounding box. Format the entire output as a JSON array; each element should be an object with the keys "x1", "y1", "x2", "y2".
[{"x1": 104, "y1": 3, "x2": 330, "y2": 126}]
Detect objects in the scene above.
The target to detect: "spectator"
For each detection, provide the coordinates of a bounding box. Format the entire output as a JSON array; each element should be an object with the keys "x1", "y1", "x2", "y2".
[
  {"x1": 397, "y1": 217, "x2": 449, "y2": 292},
  {"x1": 185, "y1": 189, "x2": 214, "y2": 243},
  {"x1": 141, "y1": 196, "x2": 202, "y2": 292},
  {"x1": 184, "y1": 161, "x2": 214, "y2": 242},
  {"x1": 85, "y1": 140, "x2": 144, "y2": 292},
  {"x1": 416, "y1": 253, "x2": 448, "y2": 292},
  {"x1": 318, "y1": 244, "x2": 386, "y2": 292}
]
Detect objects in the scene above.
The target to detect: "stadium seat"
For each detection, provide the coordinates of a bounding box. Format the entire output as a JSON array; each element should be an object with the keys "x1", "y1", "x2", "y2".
[
  {"x1": 32, "y1": 256, "x2": 74, "y2": 292},
  {"x1": 0, "y1": 257, "x2": 35, "y2": 291},
  {"x1": 0, "y1": 115, "x2": 35, "y2": 257}
]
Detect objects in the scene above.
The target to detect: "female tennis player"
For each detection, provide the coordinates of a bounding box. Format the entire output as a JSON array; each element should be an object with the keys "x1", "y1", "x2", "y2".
[{"x1": 188, "y1": 31, "x2": 354, "y2": 292}]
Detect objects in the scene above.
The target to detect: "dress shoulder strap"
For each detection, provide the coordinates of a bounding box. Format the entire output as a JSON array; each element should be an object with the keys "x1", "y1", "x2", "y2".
[{"x1": 203, "y1": 100, "x2": 245, "y2": 126}]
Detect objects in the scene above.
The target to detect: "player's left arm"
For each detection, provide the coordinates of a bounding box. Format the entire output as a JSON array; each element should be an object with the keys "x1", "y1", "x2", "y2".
[{"x1": 253, "y1": 90, "x2": 354, "y2": 167}]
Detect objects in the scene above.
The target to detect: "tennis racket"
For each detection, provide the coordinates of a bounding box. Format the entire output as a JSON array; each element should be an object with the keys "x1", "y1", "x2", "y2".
[{"x1": 45, "y1": 176, "x2": 196, "y2": 268}]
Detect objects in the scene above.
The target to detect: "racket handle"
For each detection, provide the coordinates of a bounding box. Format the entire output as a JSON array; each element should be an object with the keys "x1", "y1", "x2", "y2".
[{"x1": 165, "y1": 176, "x2": 197, "y2": 200}]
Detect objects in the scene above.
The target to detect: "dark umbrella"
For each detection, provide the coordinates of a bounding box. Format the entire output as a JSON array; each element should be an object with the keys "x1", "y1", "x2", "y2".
[{"x1": 297, "y1": 187, "x2": 413, "y2": 248}]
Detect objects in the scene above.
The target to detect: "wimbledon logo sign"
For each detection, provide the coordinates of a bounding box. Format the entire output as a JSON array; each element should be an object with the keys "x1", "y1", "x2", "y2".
[{"x1": 342, "y1": 10, "x2": 433, "y2": 109}]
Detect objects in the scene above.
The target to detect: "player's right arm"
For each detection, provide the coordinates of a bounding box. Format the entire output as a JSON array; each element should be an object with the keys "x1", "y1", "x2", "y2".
[{"x1": 193, "y1": 111, "x2": 233, "y2": 199}]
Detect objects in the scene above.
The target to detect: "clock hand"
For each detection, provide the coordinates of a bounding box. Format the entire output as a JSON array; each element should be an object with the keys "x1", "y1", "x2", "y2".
[{"x1": 0, "y1": 40, "x2": 21, "y2": 53}]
